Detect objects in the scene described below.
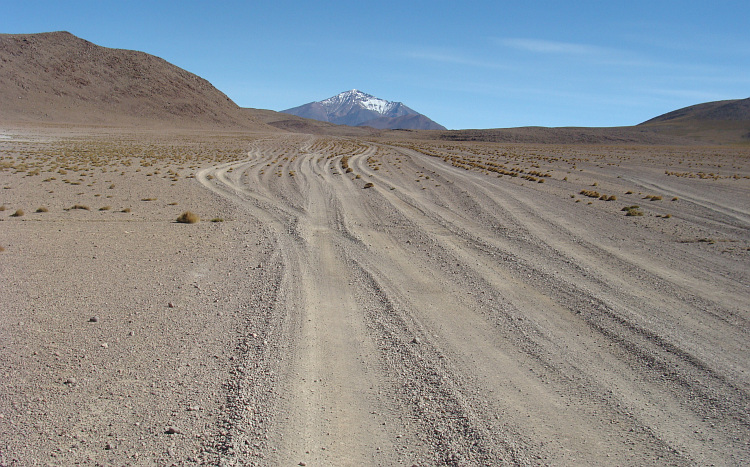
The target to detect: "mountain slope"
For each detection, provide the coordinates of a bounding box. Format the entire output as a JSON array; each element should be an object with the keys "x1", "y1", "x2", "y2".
[
  {"x1": 637, "y1": 98, "x2": 750, "y2": 143},
  {"x1": 281, "y1": 90, "x2": 446, "y2": 130},
  {"x1": 0, "y1": 31, "x2": 274, "y2": 130},
  {"x1": 640, "y1": 98, "x2": 750, "y2": 124}
]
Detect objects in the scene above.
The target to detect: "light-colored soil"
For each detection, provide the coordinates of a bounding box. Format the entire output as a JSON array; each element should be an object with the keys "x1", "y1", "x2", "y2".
[{"x1": 1, "y1": 128, "x2": 748, "y2": 466}]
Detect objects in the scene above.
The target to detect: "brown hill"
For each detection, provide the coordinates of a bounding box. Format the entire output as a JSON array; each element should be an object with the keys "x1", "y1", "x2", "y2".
[
  {"x1": 637, "y1": 98, "x2": 750, "y2": 144},
  {"x1": 641, "y1": 98, "x2": 750, "y2": 124},
  {"x1": 428, "y1": 126, "x2": 697, "y2": 145},
  {"x1": 0, "y1": 31, "x2": 275, "y2": 130}
]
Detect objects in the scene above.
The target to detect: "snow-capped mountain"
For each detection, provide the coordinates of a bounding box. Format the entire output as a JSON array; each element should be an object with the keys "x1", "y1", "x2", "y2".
[{"x1": 281, "y1": 90, "x2": 446, "y2": 130}]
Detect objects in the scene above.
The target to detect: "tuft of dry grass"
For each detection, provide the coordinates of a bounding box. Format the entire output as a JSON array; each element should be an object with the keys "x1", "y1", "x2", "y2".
[
  {"x1": 141, "y1": 197, "x2": 157, "y2": 202},
  {"x1": 99, "y1": 206, "x2": 112, "y2": 211},
  {"x1": 363, "y1": 182, "x2": 374, "y2": 189},
  {"x1": 622, "y1": 205, "x2": 644, "y2": 216},
  {"x1": 0, "y1": 205, "x2": 5, "y2": 211},
  {"x1": 10, "y1": 209, "x2": 24, "y2": 217},
  {"x1": 71, "y1": 204, "x2": 90, "y2": 210},
  {"x1": 121, "y1": 207, "x2": 131, "y2": 213},
  {"x1": 176, "y1": 211, "x2": 200, "y2": 224},
  {"x1": 210, "y1": 217, "x2": 224, "y2": 222},
  {"x1": 35, "y1": 207, "x2": 49, "y2": 213}
]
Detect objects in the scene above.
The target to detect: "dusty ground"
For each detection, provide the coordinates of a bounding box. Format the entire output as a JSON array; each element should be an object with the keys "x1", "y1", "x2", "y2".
[{"x1": 1, "y1": 127, "x2": 748, "y2": 466}]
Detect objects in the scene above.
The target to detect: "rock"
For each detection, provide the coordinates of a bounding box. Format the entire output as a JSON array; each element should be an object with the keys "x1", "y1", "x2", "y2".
[
  {"x1": 64, "y1": 377, "x2": 76, "y2": 385},
  {"x1": 168, "y1": 302, "x2": 175, "y2": 308},
  {"x1": 411, "y1": 337, "x2": 421, "y2": 345},
  {"x1": 166, "y1": 426, "x2": 182, "y2": 435},
  {"x1": 89, "y1": 316, "x2": 99, "y2": 323},
  {"x1": 105, "y1": 442, "x2": 114, "y2": 450}
]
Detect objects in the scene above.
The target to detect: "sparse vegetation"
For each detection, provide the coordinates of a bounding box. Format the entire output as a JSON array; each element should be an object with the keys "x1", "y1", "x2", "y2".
[
  {"x1": 35, "y1": 207, "x2": 49, "y2": 213},
  {"x1": 10, "y1": 209, "x2": 24, "y2": 217}
]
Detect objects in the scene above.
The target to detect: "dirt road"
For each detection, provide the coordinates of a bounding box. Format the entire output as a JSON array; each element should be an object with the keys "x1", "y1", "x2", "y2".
[
  {"x1": 1, "y1": 131, "x2": 747, "y2": 465},
  {"x1": 194, "y1": 135, "x2": 749, "y2": 465}
]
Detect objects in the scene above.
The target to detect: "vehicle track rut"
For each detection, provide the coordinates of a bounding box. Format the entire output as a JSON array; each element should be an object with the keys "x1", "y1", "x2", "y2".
[{"x1": 197, "y1": 135, "x2": 749, "y2": 466}]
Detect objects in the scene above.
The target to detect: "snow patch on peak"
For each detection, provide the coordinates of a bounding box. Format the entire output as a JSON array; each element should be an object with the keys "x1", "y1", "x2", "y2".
[
  {"x1": 319, "y1": 89, "x2": 398, "y2": 115},
  {"x1": 360, "y1": 97, "x2": 391, "y2": 114}
]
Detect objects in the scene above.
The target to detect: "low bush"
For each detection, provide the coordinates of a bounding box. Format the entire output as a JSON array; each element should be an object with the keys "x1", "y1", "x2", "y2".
[{"x1": 176, "y1": 211, "x2": 200, "y2": 224}]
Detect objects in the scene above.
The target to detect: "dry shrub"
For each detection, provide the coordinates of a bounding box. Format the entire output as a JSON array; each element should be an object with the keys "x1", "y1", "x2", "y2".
[
  {"x1": 10, "y1": 209, "x2": 24, "y2": 217},
  {"x1": 623, "y1": 205, "x2": 644, "y2": 216},
  {"x1": 0, "y1": 205, "x2": 5, "y2": 211},
  {"x1": 121, "y1": 207, "x2": 132, "y2": 213},
  {"x1": 35, "y1": 207, "x2": 49, "y2": 213},
  {"x1": 363, "y1": 182, "x2": 374, "y2": 189},
  {"x1": 176, "y1": 211, "x2": 200, "y2": 224},
  {"x1": 71, "y1": 204, "x2": 90, "y2": 210},
  {"x1": 99, "y1": 206, "x2": 112, "y2": 211}
]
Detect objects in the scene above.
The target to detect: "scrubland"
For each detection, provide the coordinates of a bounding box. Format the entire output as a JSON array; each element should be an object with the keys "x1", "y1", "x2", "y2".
[{"x1": 1, "y1": 128, "x2": 748, "y2": 466}]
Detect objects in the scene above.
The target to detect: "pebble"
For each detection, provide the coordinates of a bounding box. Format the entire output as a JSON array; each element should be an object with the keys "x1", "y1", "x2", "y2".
[
  {"x1": 105, "y1": 442, "x2": 114, "y2": 450},
  {"x1": 411, "y1": 337, "x2": 421, "y2": 345},
  {"x1": 64, "y1": 377, "x2": 76, "y2": 385},
  {"x1": 89, "y1": 316, "x2": 99, "y2": 323},
  {"x1": 168, "y1": 302, "x2": 175, "y2": 308},
  {"x1": 166, "y1": 426, "x2": 182, "y2": 435}
]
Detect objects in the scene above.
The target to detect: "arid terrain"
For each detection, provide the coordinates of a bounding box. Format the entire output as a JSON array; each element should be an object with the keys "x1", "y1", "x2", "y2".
[{"x1": 1, "y1": 125, "x2": 748, "y2": 466}]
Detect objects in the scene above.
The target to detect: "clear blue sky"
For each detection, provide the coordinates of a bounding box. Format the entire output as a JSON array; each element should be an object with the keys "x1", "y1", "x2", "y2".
[{"x1": 3, "y1": 0, "x2": 748, "y2": 129}]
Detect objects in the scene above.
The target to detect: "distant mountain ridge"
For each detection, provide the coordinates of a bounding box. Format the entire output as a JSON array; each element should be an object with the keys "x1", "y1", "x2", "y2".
[
  {"x1": 281, "y1": 90, "x2": 446, "y2": 130},
  {"x1": 1, "y1": 32, "x2": 746, "y2": 143}
]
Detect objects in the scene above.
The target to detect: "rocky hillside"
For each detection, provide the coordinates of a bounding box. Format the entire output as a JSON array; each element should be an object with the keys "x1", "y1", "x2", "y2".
[{"x1": 0, "y1": 31, "x2": 272, "y2": 130}]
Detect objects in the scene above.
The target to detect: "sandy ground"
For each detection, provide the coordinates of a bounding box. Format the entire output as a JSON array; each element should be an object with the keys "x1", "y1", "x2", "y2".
[{"x1": 1, "y1": 127, "x2": 748, "y2": 466}]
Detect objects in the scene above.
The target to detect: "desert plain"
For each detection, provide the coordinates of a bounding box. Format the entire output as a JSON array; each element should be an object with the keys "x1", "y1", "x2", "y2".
[{"x1": 0, "y1": 124, "x2": 748, "y2": 466}]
